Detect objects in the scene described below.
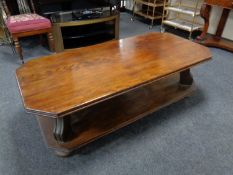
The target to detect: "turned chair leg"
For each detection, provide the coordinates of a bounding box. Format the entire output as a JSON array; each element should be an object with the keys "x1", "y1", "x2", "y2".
[
  {"x1": 39, "y1": 34, "x2": 44, "y2": 45},
  {"x1": 13, "y1": 38, "x2": 24, "y2": 64},
  {"x1": 47, "y1": 32, "x2": 55, "y2": 52}
]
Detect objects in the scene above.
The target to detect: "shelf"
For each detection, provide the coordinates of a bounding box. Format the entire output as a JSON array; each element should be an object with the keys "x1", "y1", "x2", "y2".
[
  {"x1": 135, "y1": 0, "x2": 165, "y2": 7},
  {"x1": 52, "y1": 14, "x2": 119, "y2": 52},
  {"x1": 61, "y1": 22, "x2": 115, "y2": 49},
  {"x1": 163, "y1": 18, "x2": 202, "y2": 32},
  {"x1": 63, "y1": 33, "x2": 115, "y2": 49},
  {"x1": 132, "y1": 0, "x2": 166, "y2": 26},
  {"x1": 60, "y1": 74, "x2": 196, "y2": 149},
  {"x1": 61, "y1": 23, "x2": 114, "y2": 39},
  {"x1": 134, "y1": 10, "x2": 163, "y2": 20},
  {"x1": 161, "y1": 0, "x2": 203, "y2": 39},
  {"x1": 62, "y1": 29, "x2": 112, "y2": 40},
  {"x1": 165, "y1": 6, "x2": 200, "y2": 16}
]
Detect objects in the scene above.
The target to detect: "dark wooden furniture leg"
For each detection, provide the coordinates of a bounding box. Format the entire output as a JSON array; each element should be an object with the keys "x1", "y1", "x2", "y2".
[
  {"x1": 196, "y1": 1, "x2": 233, "y2": 52},
  {"x1": 53, "y1": 117, "x2": 72, "y2": 143},
  {"x1": 115, "y1": 15, "x2": 120, "y2": 40},
  {"x1": 179, "y1": 69, "x2": 193, "y2": 86},
  {"x1": 215, "y1": 9, "x2": 230, "y2": 38},
  {"x1": 13, "y1": 37, "x2": 24, "y2": 64},
  {"x1": 54, "y1": 149, "x2": 73, "y2": 157},
  {"x1": 196, "y1": 3, "x2": 211, "y2": 41},
  {"x1": 37, "y1": 116, "x2": 73, "y2": 157},
  {"x1": 47, "y1": 32, "x2": 55, "y2": 52}
]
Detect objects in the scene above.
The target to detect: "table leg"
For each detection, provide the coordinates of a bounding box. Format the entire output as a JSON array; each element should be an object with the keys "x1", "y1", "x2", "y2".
[
  {"x1": 215, "y1": 9, "x2": 230, "y2": 38},
  {"x1": 196, "y1": 3, "x2": 211, "y2": 41},
  {"x1": 13, "y1": 37, "x2": 24, "y2": 64},
  {"x1": 37, "y1": 116, "x2": 74, "y2": 157},
  {"x1": 55, "y1": 149, "x2": 73, "y2": 157},
  {"x1": 52, "y1": 24, "x2": 64, "y2": 52},
  {"x1": 47, "y1": 32, "x2": 55, "y2": 52},
  {"x1": 53, "y1": 117, "x2": 73, "y2": 143},
  {"x1": 115, "y1": 15, "x2": 120, "y2": 39},
  {"x1": 179, "y1": 69, "x2": 193, "y2": 86}
]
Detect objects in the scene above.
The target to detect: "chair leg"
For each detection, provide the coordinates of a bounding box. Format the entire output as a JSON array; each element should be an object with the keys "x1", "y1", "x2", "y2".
[
  {"x1": 47, "y1": 32, "x2": 55, "y2": 52},
  {"x1": 13, "y1": 38, "x2": 24, "y2": 64},
  {"x1": 39, "y1": 34, "x2": 44, "y2": 45}
]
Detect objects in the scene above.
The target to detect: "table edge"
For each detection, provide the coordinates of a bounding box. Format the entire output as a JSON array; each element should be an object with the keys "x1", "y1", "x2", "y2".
[{"x1": 17, "y1": 56, "x2": 212, "y2": 118}]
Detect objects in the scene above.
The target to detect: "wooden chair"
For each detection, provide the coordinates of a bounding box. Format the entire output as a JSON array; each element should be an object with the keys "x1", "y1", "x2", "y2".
[
  {"x1": 2, "y1": 0, "x2": 54, "y2": 64},
  {"x1": 0, "y1": 5, "x2": 16, "y2": 54}
]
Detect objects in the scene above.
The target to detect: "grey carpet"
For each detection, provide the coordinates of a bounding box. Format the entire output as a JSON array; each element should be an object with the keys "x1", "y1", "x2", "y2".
[{"x1": 0, "y1": 13, "x2": 233, "y2": 175}]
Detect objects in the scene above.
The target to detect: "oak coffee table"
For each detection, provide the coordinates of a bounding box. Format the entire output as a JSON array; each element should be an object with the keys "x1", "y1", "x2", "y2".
[{"x1": 16, "y1": 33, "x2": 212, "y2": 156}]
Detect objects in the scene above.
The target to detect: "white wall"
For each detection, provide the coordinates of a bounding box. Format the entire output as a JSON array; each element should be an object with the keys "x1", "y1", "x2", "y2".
[
  {"x1": 125, "y1": 0, "x2": 233, "y2": 41},
  {"x1": 125, "y1": 0, "x2": 134, "y2": 9},
  {"x1": 209, "y1": 6, "x2": 233, "y2": 40}
]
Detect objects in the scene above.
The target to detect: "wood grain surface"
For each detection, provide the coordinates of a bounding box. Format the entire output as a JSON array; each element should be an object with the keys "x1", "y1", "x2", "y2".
[
  {"x1": 204, "y1": 0, "x2": 233, "y2": 9},
  {"x1": 16, "y1": 32, "x2": 212, "y2": 117},
  {"x1": 196, "y1": 0, "x2": 233, "y2": 52},
  {"x1": 36, "y1": 74, "x2": 196, "y2": 150}
]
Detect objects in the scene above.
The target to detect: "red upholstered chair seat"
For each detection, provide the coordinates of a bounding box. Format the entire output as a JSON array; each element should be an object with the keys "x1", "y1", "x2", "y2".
[{"x1": 6, "y1": 14, "x2": 51, "y2": 34}]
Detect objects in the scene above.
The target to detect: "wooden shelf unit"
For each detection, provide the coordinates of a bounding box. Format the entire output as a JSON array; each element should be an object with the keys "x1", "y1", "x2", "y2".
[
  {"x1": 52, "y1": 14, "x2": 119, "y2": 53},
  {"x1": 161, "y1": 0, "x2": 203, "y2": 39},
  {"x1": 132, "y1": 0, "x2": 166, "y2": 28}
]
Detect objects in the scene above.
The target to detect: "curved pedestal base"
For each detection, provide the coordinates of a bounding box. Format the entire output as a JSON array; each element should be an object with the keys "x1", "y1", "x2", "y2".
[
  {"x1": 55, "y1": 149, "x2": 73, "y2": 157},
  {"x1": 196, "y1": 3, "x2": 233, "y2": 53},
  {"x1": 37, "y1": 72, "x2": 196, "y2": 157}
]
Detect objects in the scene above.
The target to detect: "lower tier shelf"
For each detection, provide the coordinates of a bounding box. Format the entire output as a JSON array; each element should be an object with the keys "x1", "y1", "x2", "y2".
[
  {"x1": 134, "y1": 0, "x2": 165, "y2": 8},
  {"x1": 165, "y1": 6, "x2": 200, "y2": 17},
  {"x1": 63, "y1": 33, "x2": 115, "y2": 49},
  {"x1": 163, "y1": 18, "x2": 202, "y2": 32},
  {"x1": 134, "y1": 10, "x2": 163, "y2": 20},
  {"x1": 38, "y1": 73, "x2": 196, "y2": 151}
]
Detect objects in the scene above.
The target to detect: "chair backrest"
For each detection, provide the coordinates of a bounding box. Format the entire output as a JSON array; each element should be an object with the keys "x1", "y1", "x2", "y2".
[
  {"x1": 17, "y1": 0, "x2": 31, "y2": 14},
  {"x1": 1, "y1": 0, "x2": 11, "y2": 17},
  {"x1": 0, "y1": 5, "x2": 13, "y2": 44},
  {"x1": 2, "y1": 0, "x2": 36, "y2": 17},
  {"x1": 28, "y1": 0, "x2": 36, "y2": 13}
]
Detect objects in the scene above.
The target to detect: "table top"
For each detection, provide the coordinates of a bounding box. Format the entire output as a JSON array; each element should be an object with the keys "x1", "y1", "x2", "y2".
[
  {"x1": 16, "y1": 33, "x2": 212, "y2": 117},
  {"x1": 51, "y1": 10, "x2": 115, "y2": 24},
  {"x1": 205, "y1": 0, "x2": 233, "y2": 9}
]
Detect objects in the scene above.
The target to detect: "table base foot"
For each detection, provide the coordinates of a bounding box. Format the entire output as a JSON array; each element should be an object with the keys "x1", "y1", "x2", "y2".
[{"x1": 55, "y1": 149, "x2": 73, "y2": 157}]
